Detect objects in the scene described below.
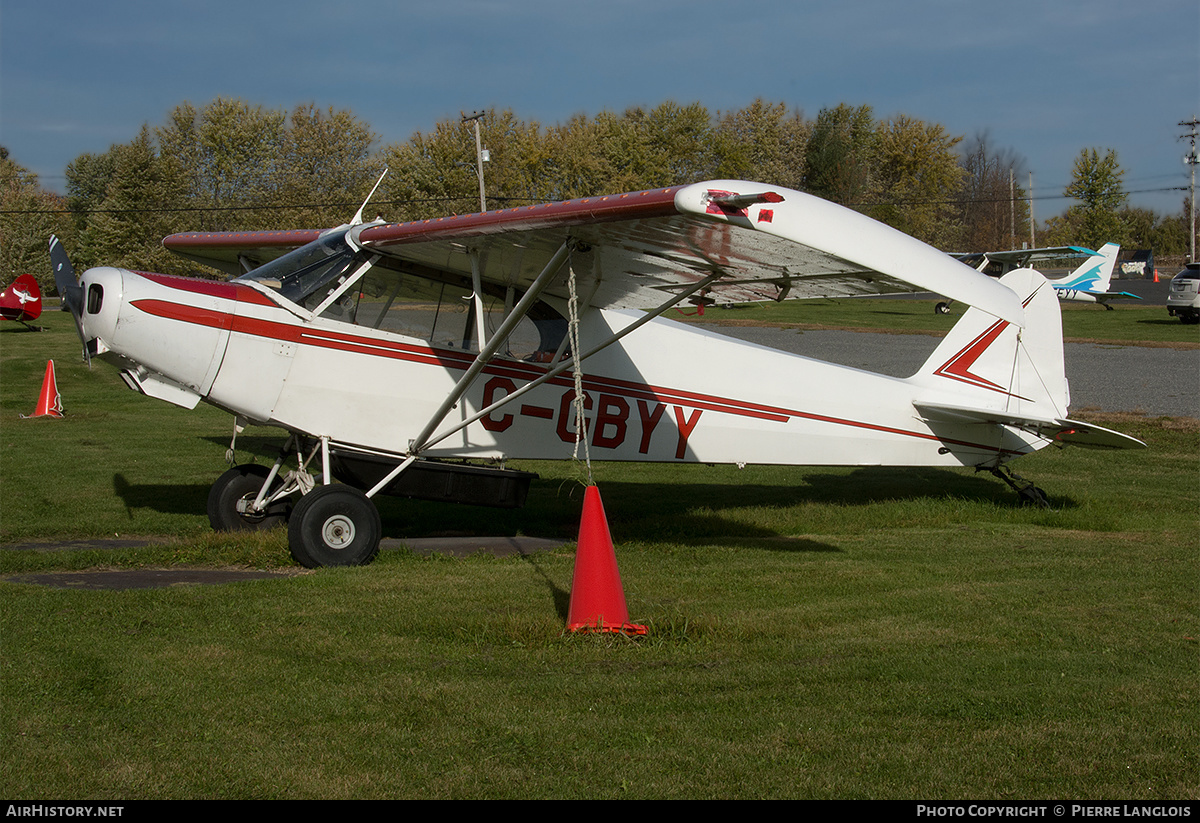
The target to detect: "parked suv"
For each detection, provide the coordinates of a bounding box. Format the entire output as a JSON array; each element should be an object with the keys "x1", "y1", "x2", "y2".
[{"x1": 1167, "y1": 263, "x2": 1200, "y2": 324}]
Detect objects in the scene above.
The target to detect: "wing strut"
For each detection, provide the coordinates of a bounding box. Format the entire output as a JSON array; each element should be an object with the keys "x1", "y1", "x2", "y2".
[
  {"x1": 357, "y1": 239, "x2": 579, "y2": 498},
  {"x1": 416, "y1": 268, "x2": 726, "y2": 455},
  {"x1": 407, "y1": 238, "x2": 578, "y2": 456},
  {"x1": 470, "y1": 250, "x2": 489, "y2": 351},
  {"x1": 359, "y1": 249, "x2": 725, "y2": 499}
]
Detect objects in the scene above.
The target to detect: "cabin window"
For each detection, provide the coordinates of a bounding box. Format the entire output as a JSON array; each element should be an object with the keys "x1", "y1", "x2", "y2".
[{"x1": 344, "y1": 266, "x2": 566, "y2": 360}]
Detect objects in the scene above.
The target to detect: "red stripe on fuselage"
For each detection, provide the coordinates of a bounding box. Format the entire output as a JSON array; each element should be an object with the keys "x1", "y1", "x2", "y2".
[
  {"x1": 131, "y1": 299, "x2": 235, "y2": 331},
  {"x1": 130, "y1": 291, "x2": 1014, "y2": 453}
]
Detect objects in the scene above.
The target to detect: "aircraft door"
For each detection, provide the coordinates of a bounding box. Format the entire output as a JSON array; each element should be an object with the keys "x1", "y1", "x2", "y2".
[{"x1": 203, "y1": 288, "x2": 297, "y2": 423}]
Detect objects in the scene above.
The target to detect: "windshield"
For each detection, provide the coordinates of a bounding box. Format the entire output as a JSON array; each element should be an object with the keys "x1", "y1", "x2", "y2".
[{"x1": 236, "y1": 229, "x2": 357, "y2": 306}]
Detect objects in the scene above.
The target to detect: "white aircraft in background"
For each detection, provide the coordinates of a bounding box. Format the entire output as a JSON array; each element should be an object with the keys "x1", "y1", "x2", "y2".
[
  {"x1": 938, "y1": 243, "x2": 1139, "y2": 313},
  {"x1": 51, "y1": 180, "x2": 1144, "y2": 568}
]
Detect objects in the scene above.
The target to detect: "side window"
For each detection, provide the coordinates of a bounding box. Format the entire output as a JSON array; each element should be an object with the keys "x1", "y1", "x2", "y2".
[{"x1": 349, "y1": 267, "x2": 565, "y2": 361}]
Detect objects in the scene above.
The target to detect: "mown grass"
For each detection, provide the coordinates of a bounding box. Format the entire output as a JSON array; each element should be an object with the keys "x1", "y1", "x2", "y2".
[{"x1": 1, "y1": 310, "x2": 1197, "y2": 799}]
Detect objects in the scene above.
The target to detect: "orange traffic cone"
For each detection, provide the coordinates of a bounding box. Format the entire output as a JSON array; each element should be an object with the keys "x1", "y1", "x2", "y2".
[
  {"x1": 565, "y1": 485, "x2": 647, "y2": 636},
  {"x1": 27, "y1": 360, "x2": 63, "y2": 418}
]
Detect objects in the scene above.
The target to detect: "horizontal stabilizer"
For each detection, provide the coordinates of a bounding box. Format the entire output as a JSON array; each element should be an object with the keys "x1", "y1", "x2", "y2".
[
  {"x1": 915, "y1": 401, "x2": 1059, "y2": 428},
  {"x1": 915, "y1": 402, "x2": 1146, "y2": 450},
  {"x1": 1051, "y1": 418, "x2": 1147, "y2": 450}
]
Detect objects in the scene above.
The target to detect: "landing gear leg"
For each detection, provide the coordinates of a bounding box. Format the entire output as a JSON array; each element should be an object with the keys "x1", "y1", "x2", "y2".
[{"x1": 989, "y1": 466, "x2": 1050, "y2": 508}]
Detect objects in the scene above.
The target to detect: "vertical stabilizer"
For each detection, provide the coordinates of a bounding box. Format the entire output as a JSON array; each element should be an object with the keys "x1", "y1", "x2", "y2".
[
  {"x1": 1054, "y1": 242, "x2": 1120, "y2": 292},
  {"x1": 912, "y1": 269, "x2": 1069, "y2": 423}
]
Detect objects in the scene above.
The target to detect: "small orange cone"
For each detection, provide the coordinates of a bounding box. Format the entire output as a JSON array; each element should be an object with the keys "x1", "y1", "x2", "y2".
[
  {"x1": 565, "y1": 485, "x2": 647, "y2": 636},
  {"x1": 28, "y1": 360, "x2": 63, "y2": 418}
]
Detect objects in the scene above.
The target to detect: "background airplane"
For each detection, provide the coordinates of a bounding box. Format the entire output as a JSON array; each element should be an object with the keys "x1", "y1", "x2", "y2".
[
  {"x1": 0, "y1": 273, "x2": 43, "y2": 329},
  {"x1": 939, "y1": 243, "x2": 1138, "y2": 313},
  {"x1": 50, "y1": 180, "x2": 1145, "y2": 568}
]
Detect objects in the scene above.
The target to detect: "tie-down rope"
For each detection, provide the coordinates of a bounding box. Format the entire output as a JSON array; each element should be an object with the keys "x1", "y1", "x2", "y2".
[{"x1": 566, "y1": 250, "x2": 593, "y2": 486}]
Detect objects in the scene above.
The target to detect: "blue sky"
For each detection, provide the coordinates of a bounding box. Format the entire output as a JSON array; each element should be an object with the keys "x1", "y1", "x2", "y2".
[{"x1": 2, "y1": 0, "x2": 1196, "y2": 216}]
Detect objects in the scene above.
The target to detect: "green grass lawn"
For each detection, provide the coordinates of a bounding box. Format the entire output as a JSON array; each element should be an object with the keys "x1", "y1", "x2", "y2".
[{"x1": 1, "y1": 310, "x2": 1196, "y2": 799}]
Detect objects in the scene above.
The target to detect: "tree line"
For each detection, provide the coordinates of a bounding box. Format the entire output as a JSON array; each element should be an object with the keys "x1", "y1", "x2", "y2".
[{"x1": 1, "y1": 98, "x2": 1193, "y2": 289}]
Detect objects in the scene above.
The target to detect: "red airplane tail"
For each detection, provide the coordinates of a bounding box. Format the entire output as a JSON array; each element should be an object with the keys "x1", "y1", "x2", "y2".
[{"x1": 0, "y1": 274, "x2": 43, "y2": 324}]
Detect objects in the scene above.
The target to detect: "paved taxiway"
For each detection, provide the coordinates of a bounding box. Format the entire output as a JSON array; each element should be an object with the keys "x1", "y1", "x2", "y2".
[
  {"x1": 697, "y1": 279, "x2": 1198, "y2": 419},
  {"x1": 701, "y1": 324, "x2": 1198, "y2": 418}
]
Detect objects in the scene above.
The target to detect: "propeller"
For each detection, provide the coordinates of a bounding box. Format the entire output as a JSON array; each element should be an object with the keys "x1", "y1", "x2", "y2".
[{"x1": 49, "y1": 235, "x2": 90, "y2": 366}]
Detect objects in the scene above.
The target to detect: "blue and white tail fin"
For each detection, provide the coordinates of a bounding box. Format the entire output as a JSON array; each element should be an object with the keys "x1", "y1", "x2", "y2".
[
  {"x1": 1052, "y1": 242, "x2": 1120, "y2": 294},
  {"x1": 910, "y1": 268, "x2": 1144, "y2": 451}
]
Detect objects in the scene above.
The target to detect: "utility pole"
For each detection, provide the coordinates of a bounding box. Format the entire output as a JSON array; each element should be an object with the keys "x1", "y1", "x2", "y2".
[
  {"x1": 1028, "y1": 171, "x2": 1036, "y2": 249},
  {"x1": 1009, "y1": 168, "x2": 1016, "y2": 249},
  {"x1": 462, "y1": 111, "x2": 489, "y2": 213},
  {"x1": 1180, "y1": 118, "x2": 1199, "y2": 263}
]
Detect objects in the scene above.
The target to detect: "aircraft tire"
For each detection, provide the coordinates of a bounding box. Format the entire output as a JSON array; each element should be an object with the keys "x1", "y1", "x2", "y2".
[
  {"x1": 935, "y1": 302, "x2": 951, "y2": 315},
  {"x1": 288, "y1": 485, "x2": 382, "y2": 568},
  {"x1": 208, "y1": 464, "x2": 289, "y2": 531}
]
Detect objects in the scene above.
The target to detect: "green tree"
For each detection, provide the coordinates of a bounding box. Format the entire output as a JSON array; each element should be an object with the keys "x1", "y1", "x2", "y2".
[
  {"x1": 712, "y1": 99, "x2": 809, "y2": 189},
  {"x1": 586, "y1": 102, "x2": 715, "y2": 193},
  {"x1": 81, "y1": 126, "x2": 178, "y2": 274},
  {"x1": 802, "y1": 104, "x2": 876, "y2": 207},
  {"x1": 470, "y1": 109, "x2": 555, "y2": 206},
  {"x1": 381, "y1": 114, "x2": 486, "y2": 221},
  {"x1": 279, "y1": 103, "x2": 378, "y2": 226},
  {"x1": 541, "y1": 112, "x2": 616, "y2": 200},
  {"x1": 1120, "y1": 203, "x2": 1191, "y2": 256},
  {"x1": 869, "y1": 115, "x2": 965, "y2": 248},
  {"x1": 0, "y1": 148, "x2": 73, "y2": 293},
  {"x1": 1061, "y1": 148, "x2": 1128, "y2": 249}
]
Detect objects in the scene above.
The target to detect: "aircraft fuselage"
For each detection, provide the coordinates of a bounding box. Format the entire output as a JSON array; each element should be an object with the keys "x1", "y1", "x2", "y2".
[{"x1": 75, "y1": 264, "x2": 1046, "y2": 471}]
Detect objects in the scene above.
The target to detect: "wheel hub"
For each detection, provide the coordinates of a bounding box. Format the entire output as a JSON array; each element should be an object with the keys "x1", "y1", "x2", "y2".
[{"x1": 321, "y1": 514, "x2": 356, "y2": 549}]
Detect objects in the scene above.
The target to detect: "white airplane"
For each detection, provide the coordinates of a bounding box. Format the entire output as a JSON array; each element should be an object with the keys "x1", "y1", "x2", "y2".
[
  {"x1": 51, "y1": 180, "x2": 1144, "y2": 568},
  {"x1": 939, "y1": 243, "x2": 1139, "y2": 313}
]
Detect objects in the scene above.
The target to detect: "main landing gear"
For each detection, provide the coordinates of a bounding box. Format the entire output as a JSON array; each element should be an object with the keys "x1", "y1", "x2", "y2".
[
  {"x1": 207, "y1": 464, "x2": 291, "y2": 531},
  {"x1": 208, "y1": 460, "x2": 382, "y2": 568},
  {"x1": 205, "y1": 434, "x2": 537, "y2": 569}
]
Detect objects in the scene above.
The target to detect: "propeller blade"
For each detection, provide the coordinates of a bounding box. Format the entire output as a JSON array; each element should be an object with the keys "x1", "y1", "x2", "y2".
[{"x1": 49, "y1": 235, "x2": 90, "y2": 366}]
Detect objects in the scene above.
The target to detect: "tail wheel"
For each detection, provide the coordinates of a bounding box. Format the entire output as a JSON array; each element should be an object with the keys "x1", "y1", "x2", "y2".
[
  {"x1": 1018, "y1": 485, "x2": 1050, "y2": 508},
  {"x1": 935, "y1": 302, "x2": 951, "y2": 315},
  {"x1": 208, "y1": 464, "x2": 290, "y2": 531},
  {"x1": 288, "y1": 485, "x2": 382, "y2": 568}
]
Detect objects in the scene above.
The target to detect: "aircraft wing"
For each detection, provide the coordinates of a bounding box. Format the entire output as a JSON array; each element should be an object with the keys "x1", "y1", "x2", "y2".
[
  {"x1": 163, "y1": 181, "x2": 1025, "y2": 325},
  {"x1": 980, "y1": 246, "x2": 1096, "y2": 266},
  {"x1": 354, "y1": 181, "x2": 1025, "y2": 325},
  {"x1": 164, "y1": 229, "x2": 325, "y2": 276}
]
